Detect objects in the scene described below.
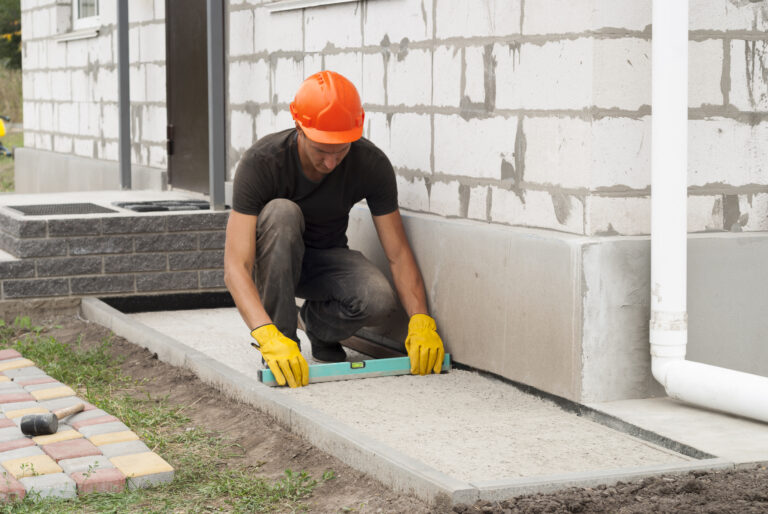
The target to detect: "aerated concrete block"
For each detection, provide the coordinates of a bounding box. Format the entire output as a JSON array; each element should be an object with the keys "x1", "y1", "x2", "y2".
[
  {"x1": 77, "y1": 421, "x2": 130, "y2": 438},
  {"x1": 20, "y1": 473, "x2": 76, "y2": 499},
  {"x1": 59, "y1": 455, "x2": 114, "y2": 475}
]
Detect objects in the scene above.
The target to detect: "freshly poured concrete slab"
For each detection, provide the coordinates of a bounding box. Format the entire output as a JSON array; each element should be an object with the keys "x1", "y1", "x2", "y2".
[
  {"x1": 129, "y1": 308, "x2": 693, "y2": 483},
  {"x1": 588, "y1": 398, "x2": 768, "y2": 465}
]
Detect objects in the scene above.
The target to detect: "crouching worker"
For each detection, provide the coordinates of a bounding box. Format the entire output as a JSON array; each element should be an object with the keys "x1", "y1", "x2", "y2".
[{"x1": 224, "y1": 71, "x2": 445, "y2": 388}]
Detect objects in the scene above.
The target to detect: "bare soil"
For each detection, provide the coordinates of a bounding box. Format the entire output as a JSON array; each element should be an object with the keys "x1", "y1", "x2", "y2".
[{"x1": 16, "y1": 310, "x2": 768, "y2": 513}]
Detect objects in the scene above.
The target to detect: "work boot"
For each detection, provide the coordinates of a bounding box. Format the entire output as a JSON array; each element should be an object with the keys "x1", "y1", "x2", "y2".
[{"x1": 299, "y1": 304, "x2": 347, "y2": 363}]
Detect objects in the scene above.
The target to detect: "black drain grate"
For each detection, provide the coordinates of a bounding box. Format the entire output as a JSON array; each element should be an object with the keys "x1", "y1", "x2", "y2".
[
  {"x1": 7, "y1": 203, "x2": 119, "y2": 216},
  {"x1": 114, "y1": 200, "x2": 212, "y2": 212}
]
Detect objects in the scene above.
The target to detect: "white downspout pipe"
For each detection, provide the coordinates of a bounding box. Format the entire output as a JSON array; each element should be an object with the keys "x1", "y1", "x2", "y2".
[{"x1": 651, "y1": 0, "x2": 768, "y2": 423}]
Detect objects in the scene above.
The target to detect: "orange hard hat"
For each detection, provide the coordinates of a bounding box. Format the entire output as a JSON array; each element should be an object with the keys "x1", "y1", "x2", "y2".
[{"x1": 290, "y1": 71, "x2": 364, "y2": 144}]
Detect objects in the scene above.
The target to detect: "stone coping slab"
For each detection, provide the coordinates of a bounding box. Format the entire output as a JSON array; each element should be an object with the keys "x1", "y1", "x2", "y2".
[
  {"x1": 80, "y1": 297, "x2": 740, "y2": 507},
  {"x1": 0, "y1": 344, "x2": 175, "y2": 503}
]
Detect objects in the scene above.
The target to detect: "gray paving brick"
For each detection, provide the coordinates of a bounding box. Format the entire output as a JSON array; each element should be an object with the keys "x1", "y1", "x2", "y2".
[
  {"x1": 199, "y1": 270, "x2": 225, "y2": 289},
  {"x1": 0, "y1": 383, "x2": 24, "y2": 392},
  {"x1": 66, "y1": 409, "x2": 109, "y2": 425},
  {"x1": 0, "y1": 232, "x2": 18, "y2": 255},
  {"x1": 0, "y1": 426, "x2": 23, "y2": 442},
  {"x1": 104, "y1": 253, "x2": 167, "y2": 273},
  {"x1": 59, "y1": 455, "x2": 114, "y2": 475},
  {"x1": 0, "y1": 445, "x2": 43, "y2": 462},
  {"x1": 68, "y1": 236, "x2": 133, "y2": 256},
  {"x1": 0, "y1": 261, "x2": 35, "y2": 280},
  {"x1": 36, "y1": 256, "x2": 102, "y2": 277},
  {"x1": 98, "y1": 441, "x2": 150, "y2": 459},
  {"x1": 23, "y1": 382, "x2": 65, "y2": 392},
  {"x1": 166, "y1": 212, "x2": 228, "y2": 231},
  {"x1": 1, "y1": 401, "x2": 39, "y2": 414},
  {"x1": 102, "y1": 216, "x2": 167, "y2": 234},
  {"x1": 77, "y1": 422, "x2": 130, "y2": 438},
  {"x1": 134, "y1": 233, "x2": 198, "y2": 253},
  {"x1": 126, "y1": 470, "x2": 174, "y2": 490},
  {"x1": 20, "y1": 473, "x2": 77, "y2": 499},
  {"x1": 136, "y1": 271, "x2": 198, "y2": 292},
  {"x1": 3, "y1": 367, "x2": 47, "y2": 379},
  {"x1": 70, "y1": 275, "x2": 135, "y2": 295},
  {"x1": 47, "y1": 219, "x2": 102, "y2": 237},
  {"x1": 2, "y1": 279, "x2": 69, "y2": 299},
  {"x1": 199, "y1": 231, "x2": 225, "y2": 249},
  {"x1": 168, "y1": 250, "x2": 224, "y2": 271},
  {"x1": 38, "y1": 397, "x2": 86, "y2": 411},
  {"x1": 0, "y1": 213, "x2": 47, "y2": 238}
]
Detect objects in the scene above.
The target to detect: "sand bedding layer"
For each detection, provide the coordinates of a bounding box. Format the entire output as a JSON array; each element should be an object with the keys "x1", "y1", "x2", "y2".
[{"x1": 130, "y1": 308, "x2": 691, "y2": 484}]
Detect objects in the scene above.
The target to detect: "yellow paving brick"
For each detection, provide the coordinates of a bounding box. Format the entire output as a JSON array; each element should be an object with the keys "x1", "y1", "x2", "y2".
[
  {"x1": 5, "y1": 406, "x2": 48, "y2": 419},
  {"x1": 90, "y1": 431, "x2": 139, "y2": 447},
  {"x1": 0, "y1": 359, "x2": 34, "y2": 372},
  {"x1": 0, "y1": 376, "x2": 9, "y2": 382},
  {"x1": 30, "y1": 386, "x2": 77, "y2": 401},
  {"x1": 110, "y1": 452, "x2": 173, "y2": 478},
  {"x1": 32, "y1": 429, "x2": 83, "y2": 446},
  {"x1": 2, "y1": 454, "x2": 62, "y2": 478}
]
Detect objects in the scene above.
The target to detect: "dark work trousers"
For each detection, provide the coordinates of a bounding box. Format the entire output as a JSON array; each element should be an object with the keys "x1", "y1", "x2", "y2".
[{"x1": 255, "y1": 199, "x2": 398, "y2": 345}]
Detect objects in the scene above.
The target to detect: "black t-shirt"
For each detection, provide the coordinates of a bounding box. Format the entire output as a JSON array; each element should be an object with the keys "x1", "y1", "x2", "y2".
[{"x1": 233, "y1": 128, "x2": 398, "y2": 249}]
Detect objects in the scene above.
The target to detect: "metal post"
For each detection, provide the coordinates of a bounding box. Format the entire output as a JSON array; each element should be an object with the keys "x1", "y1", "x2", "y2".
[
  {"x1": 117, "y1": 0, "x2": 131, "y2": 189},
  {"x1": 207, "y1": 0, "x2": 227, "y2": 210}
]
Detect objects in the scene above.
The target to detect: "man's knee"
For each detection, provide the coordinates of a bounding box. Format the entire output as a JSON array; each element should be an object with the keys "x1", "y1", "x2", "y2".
[
  {"x1": 349, "y1": 273, "x2": 397, "y2": 321},
  {"x1": 258, "y1": 199, "x2": 305, "y2": 237}
]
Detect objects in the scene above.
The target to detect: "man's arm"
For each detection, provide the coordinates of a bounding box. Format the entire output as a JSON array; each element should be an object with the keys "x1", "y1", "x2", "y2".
[
  {"x1": 223, "y1": 210, "x2": 272, "y2": 329},
  {"x1": 371, "y1": 209, "x2": 427, "y2": 316},
  {"x1": 372, "y1": 209, "x2": 445, "y2": 375}
]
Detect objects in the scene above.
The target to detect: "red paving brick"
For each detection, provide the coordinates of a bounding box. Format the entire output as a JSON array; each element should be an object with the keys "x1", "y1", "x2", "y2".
[
  {"x1": 0, "y1": 438, "x2": 35, "y2": 453},
  {"x1": 0, "y1": 419, "x2": 15, "y2": 429},
  {"x1": 15, "y1": 377, "x2": 57, "y2": 387},
  {"x1": 71, "y1": 468, "x2": 125, "y2": 494},
  {"x1": 0, "y1": 393, "x2": 34, "y2": 404},
  {"x1": 70, "y1": 415, "x2": 120, "y2": 430},
  {"x1": 0, "y1": 472, "x2": 25, "y2": 500},
  {"x1": 0, "y1": 350, "x2": 22, "y2": 362},
  {"x1": 42, "y1": 438, "x2": 102, "y2": 462}
]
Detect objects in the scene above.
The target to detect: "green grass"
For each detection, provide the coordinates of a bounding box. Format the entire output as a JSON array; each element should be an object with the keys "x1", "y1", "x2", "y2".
[
  {"x1": 0, "y1": 130, "x2": 21, "y2": 192},
  {"x1": 0, "y1": 68, "x2": 22, "y2": 124},
  {"x1": 0, "y1": 316, "x2": 330, "y2": 512}
]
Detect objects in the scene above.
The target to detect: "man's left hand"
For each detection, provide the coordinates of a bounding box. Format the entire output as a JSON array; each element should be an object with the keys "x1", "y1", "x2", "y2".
[{"x1": 404, "y1": 314, "x2": 445, "y2": 375}]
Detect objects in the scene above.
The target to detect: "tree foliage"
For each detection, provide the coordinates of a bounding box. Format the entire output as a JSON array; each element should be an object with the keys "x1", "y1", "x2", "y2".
[{"x1": 0, "y1": 0, "x2": 21, "y2": 69}]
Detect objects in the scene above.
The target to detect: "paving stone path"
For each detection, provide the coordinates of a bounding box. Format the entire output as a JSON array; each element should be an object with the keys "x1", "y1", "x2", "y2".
[{"x1": 0, "y1": 349, "x2": 173, "y2": 500}]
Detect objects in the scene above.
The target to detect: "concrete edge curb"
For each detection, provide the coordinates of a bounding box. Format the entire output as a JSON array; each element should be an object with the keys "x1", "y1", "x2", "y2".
[
  {"x1": 80, "y1": 298, "x2": 477, "y2": 505},
  {"x1": 469, "y1": 458, "x2": 735, "y2": 501},
  {"x1": 79, "y1": 298, "x2": 741, "y2": 506}
]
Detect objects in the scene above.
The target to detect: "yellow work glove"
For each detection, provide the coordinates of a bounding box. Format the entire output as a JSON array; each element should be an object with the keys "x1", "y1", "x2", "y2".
[
  {"x1": 251, "y1": 324, "x2": 309, "y2": 388},
  {"x1": 404, "y1": 314, "x2": 445, "y2": 375}
]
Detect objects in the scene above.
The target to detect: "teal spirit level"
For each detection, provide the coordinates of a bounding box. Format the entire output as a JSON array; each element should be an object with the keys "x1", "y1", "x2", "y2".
[{"x1": 258, "y1": 354, "x2": 451, "y2": 387}]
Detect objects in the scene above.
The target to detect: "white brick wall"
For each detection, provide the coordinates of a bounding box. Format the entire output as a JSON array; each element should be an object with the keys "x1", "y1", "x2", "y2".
[
  {"x1": 435, "y1": 0, "x2": 522, "y2": 39},
  {"x1": 432, "y1": 45, "x2": 461, "y2": 107},
  {"x1": 689, "y1": 0, "x2": 768, "y2": 31},
  {"x1": 463, "y1": 46, "x2": 485, "y2": 104},
  {"x1": 272, "y1": 57, "x2": 305, "y2": 104},
  {"x1": 429, "y1": 180, "x2": 462, "y2": 217},
  {"x1": 689, "y1": 195, "x2": 724, "y2": 232},
  {"x1": 689, "y1": 119, "x2": 768, "y2": 187},
  {"x1": 468, "y1": 186, "x2": 489, "y2": 221},
  {"x1": 585, "y1": 196, "x2": 649, "y2": 236},
  {"x1": 434, "y1": 114, "x2": 517, "y2": 180},
  {"x1": 494, "y1": 40, "x2": 593, "y2": 110},
  {"x1": 523, "y1": 0, "x2": 592, "y2": 35},
  {"x1": 387, "y1": 48, "x2": 431, "y2": 106},
  {"x1": 229, "y1": 10, "x2": 254, "y2": 57},
  {"x1": 324, "y1": 52, "x2": 363, "y2": 92},
  {"x1": 231, "y1": 110, "x2": 255, "y2": 151},
  {"x1": 491, "y1": 188, "x2": 584, "y2": 233},
  {"x1": 592, "y1": 0, "x2": 651, "y2": 32},
  {"x1": 368, "y1": 113, "x2": 431, "y2": 172},
  {"x1": 729, "y1": 39, "x2": 768, "y2": 112},
  {"x1": 253, "y1": 8, "x2": 302, "y2": 53},
  {"x1": 364, "y1": 0, "x2": 432, "y2": 45},
  {"x1": 304, "y1": 3, "x2": 362, "y2": 52},
  {"x1": 690, "y1": 39, "x2": 724, "y2": 107},
  {"x1": 591, "y1": 116, "x2": 650, "y2": 190},
  {"x1": 739, "y1": 194, "x2": 768, "y2": 231},
  {"x1": 396, "y1": 175, "x2": 430, "y2": 212},
  {"x1": 593, "y1": 38, "x2": 650, "y2": 110},
  {"x1": 524, "y1": 116, "x2": 592, "y2": 189},
  {"x1": 230, "y1": 60, "x2": 270, "y2": 104},
  {"x1": 361, "y1": 53, "x2": 386, "y2": 105}
]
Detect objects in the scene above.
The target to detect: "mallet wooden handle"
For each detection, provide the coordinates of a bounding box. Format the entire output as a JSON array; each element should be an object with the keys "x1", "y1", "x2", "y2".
[{"x1": 54, "y1": 403, "x2": 84, "y2": 420}]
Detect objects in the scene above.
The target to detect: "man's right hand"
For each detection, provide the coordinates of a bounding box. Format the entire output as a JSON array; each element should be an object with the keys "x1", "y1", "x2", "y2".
[{"x1": 251, "y1": 324, "x2": 309, "y2": 388}]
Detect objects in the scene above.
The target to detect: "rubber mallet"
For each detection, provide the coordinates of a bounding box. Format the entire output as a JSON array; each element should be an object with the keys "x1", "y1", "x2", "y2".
[{"x1": 20, "y1": 403, "x2": 84, "y2": 436}]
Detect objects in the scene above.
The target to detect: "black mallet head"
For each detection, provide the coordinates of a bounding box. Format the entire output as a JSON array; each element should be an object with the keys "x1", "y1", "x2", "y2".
[{"x1": 20, "y1": 403, "x2": 84, "y2": 437}]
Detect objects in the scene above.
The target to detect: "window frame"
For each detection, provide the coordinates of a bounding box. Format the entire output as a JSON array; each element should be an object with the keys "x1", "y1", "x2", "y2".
[{"x1": 72, "y1": 0, "x2": 100, "y2": 30}]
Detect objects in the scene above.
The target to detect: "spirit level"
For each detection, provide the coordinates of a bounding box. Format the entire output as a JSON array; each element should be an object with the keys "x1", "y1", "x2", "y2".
[{"x1": 258, "y1": 354, "x2": 451, "y2": 387}]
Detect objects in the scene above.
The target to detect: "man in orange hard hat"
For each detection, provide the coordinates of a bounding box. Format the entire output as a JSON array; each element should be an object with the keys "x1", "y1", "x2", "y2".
[{"x1": 224, "y1": 71, "x2": 444, "y2": 388}]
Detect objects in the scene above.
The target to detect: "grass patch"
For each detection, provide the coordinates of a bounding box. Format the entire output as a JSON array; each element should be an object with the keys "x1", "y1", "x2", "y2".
[
  {"x1": 0, "y1": 316, "x2": 328, "y2": 512},
  {"x1": 0, "y1": 130, "x2": 21, "y2": 192},
  {"x1": 0, "y1": 68, "x2": 22, "y2": 123}
]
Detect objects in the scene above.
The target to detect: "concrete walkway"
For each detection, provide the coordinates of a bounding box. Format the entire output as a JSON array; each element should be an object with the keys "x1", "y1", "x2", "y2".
[{"x1": 82, "y1": 299, "x2": 752, "y2": 505}]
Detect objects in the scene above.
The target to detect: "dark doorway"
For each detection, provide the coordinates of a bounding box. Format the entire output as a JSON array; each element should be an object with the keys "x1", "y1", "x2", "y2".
[{"x1": 166, "y1": 0, "x2": 210, "y2": 194}]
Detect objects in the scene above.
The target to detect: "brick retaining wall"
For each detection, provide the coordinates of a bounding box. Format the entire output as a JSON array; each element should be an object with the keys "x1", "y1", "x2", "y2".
[{"x1": 0, "y1": 209, "x2": 229, "y2": 300}]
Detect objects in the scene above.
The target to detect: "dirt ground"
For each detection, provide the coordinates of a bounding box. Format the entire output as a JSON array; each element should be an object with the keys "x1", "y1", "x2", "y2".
[{"x1": 14, "y1": 310, "x2": 768, "y2": 513}]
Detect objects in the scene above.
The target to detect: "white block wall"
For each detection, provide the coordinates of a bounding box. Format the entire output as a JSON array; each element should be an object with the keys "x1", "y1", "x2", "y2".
[
  {"x1": 21, "y1": 0, "x2": 167, "y2": 169},
  {"x1": 227, "y1": 0, "x2": 768, "y2": 236}
]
